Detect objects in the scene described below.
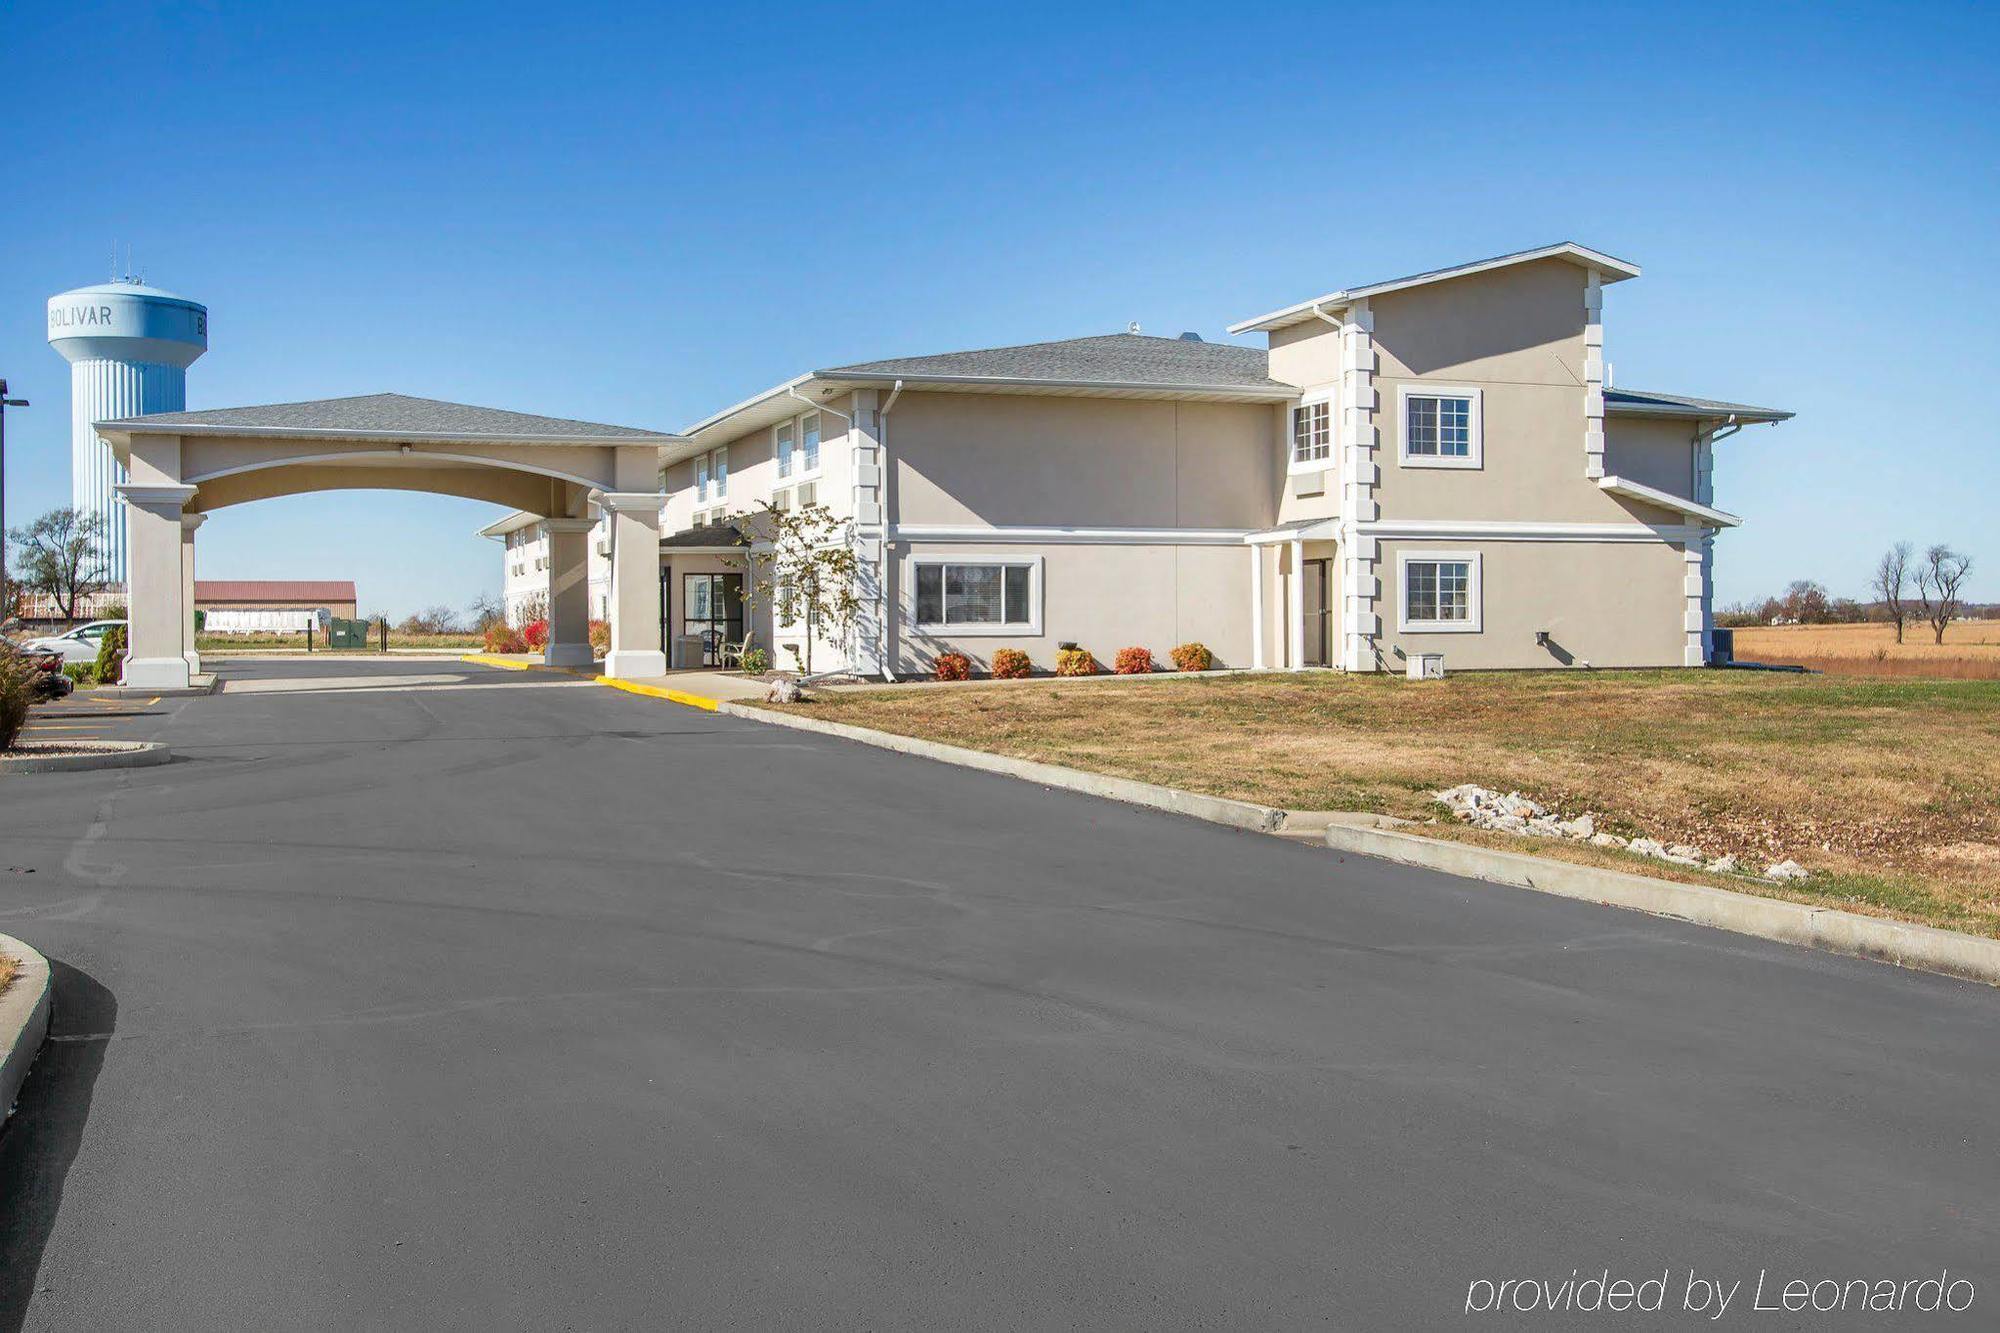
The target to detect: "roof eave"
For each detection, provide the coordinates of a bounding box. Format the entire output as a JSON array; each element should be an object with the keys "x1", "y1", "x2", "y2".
[
  {"x1": 820, "y1": 370, "x2": 1298, "y2": 400},
  {"x1": 94, "y1": 422, "x2": 684, "y2": 448},
  {"x1": 1606, "y1": 402, "x2": 1793, "y2": 424}
]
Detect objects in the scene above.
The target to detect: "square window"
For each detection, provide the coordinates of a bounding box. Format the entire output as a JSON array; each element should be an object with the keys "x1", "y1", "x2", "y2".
[
  {"x1": 1399, "y1": 554, "x2": 1479, "y2": 632},
  {"x1": 1401, "y1": 389, "x2": 1480, "y2": 467},
  {"x1": 1291, "y1": 400, "x2": 1331, "y2": 465}
]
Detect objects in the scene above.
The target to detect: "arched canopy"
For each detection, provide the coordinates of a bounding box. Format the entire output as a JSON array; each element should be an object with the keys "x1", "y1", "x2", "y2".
[{"x1": 93, "y1": 392, "x2": 680, "y2": 688}]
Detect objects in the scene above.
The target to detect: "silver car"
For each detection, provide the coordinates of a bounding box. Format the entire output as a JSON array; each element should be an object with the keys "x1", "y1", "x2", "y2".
[{"x1": 23, "y1": 619, "x2": 125, "y2": 665}]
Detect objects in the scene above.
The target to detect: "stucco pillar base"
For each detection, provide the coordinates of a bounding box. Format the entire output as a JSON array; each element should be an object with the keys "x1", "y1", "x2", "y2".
[
  {"x1": 603, "y1": 650, "x2": 667, "y2": 681},
  {"x1": 122, "y1": 656, "x2": 194, "y2": 689},
  {"x1": 544, "y1": 641, "x2": 595, "y2": 668}
]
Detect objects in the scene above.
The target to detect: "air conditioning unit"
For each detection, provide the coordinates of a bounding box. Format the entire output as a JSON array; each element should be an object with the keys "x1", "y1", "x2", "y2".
[{"x1": 1406, "y1": 652, "x2": 1445, "y2": 680}]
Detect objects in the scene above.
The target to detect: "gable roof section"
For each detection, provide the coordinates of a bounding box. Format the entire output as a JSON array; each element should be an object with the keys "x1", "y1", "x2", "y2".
[
  {"x1": 195, "y1": 579, "x2": 357, "y2": 602},
  {"x1": 1227, "y1": 242, "x2": 1641, "y2": 335},
  {"x1": 1604, "y1": 388, "x2": 1792, "y2": 423},
  {"x1": 678, "y1": 333, "x2": 1294, "y2": 450},
  {"x1": 98, "y1": 393, "x2": 680, "y2": 446}
]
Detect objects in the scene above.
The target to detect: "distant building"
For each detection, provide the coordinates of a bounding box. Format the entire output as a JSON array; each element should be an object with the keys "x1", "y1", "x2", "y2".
[{"x1": 196, "y1": 580, "x2": 358, "y2": 633}]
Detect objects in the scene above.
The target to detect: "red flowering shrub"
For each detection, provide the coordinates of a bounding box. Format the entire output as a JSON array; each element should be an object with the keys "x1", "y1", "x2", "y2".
[
  {"x1": 1114, "y1": 646, "x2": 1154, "y2": 675},
  {"x1": 935, "y1": 651, "x2": 972, "y2": 682},
  {"x1": 1169, "y1": 642, "x2": 1213, "y2": 672},
  {"x1": 1054, "y1": 645, "x2": 1097, "y2": 677},
  {"x1": 522, "y1": 618, "x2": 550, "y2": 650},
  {"x1": 484, "y1": 623, "x2": 529, "y2": 654},
  {"x1": 990, "y1": 648, "x2": 1033, "y2": 679},
  {"x1": 588, "y1": 619, "x2": 610, "y2": 656}
]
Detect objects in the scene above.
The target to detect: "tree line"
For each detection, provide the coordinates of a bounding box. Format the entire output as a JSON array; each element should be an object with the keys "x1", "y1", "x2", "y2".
[{"x1": 1719, "y1": 542, "x2": 1981, "y2": 644}]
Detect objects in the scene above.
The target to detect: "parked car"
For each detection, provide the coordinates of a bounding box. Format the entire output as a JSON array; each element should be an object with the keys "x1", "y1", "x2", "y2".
[
  {"x1": 22, "y1": 619, "x2": 124, "y2": 666},
  {"x1": 2, "y1": 636, "x2": 76, "y2": 701}
]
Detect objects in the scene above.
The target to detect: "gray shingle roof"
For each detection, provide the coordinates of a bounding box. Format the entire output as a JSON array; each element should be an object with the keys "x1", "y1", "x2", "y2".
[
  {"x1": 98, "y1": 392, "x2": 675, "y2": 441},
  {"x1": 1605, "y1": 388, "x2": 1792, "y2": 422},
  {"x1": 820, "y1": 333, "x2": 1290, "y2": 393},
  {"x1": 660, "y1": 521, "x2": 747, "y2": 549}
]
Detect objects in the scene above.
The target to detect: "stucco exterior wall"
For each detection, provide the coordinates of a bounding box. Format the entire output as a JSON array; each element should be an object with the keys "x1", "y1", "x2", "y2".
[
  {"x1": 887, "y1": 392, "x2": 1276, "y2": 531},
  {"x1": 1605, "y1": 416, "x2": 1700, "y2": 500},
  {"x1": 889, "y1": 540, "x2": 1255, "y2": 676},
  {"x1": 1372, "y1": 537, "x2": 1687, "y2": 670}
]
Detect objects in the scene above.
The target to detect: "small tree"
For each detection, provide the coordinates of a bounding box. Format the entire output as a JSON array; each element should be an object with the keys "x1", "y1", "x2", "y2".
[
  {"x1": 8, "y1": 507, "x2": 109, "y2": 622},
  {"x1": 1779, "y1": 579, "x2": 1831, "y2": 625},
  {"x1": 738, "y1": 501, "x2": 859, "y2": 677},
  {"x1": 398, "y1": 604, "x2": 460, "y2": 635},
  {"x1": 466, "y1": 591, "x2": 507, "y2": 632},
  {"x1": 1915, "y1": 544, "x2": 1973, "y2": 645},
  {"x1": 1873, "y1": 541, "x2": 1913, "y2": 644}
]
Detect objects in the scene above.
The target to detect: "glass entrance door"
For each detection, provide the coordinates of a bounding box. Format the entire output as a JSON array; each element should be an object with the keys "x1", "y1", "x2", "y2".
[
  {"x1": 683, "y1": 573, "x2": 744, "y2": 666},
  {"x1": 1303, "y1": 558, "x2": 1331, "y2": 667}
]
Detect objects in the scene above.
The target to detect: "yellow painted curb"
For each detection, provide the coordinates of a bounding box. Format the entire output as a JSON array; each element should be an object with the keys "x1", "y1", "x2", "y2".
[
  {"x1": 597, "y1": 677, "x2": 722, "y2": 712},
  {"x1": 460, "y1": 653, "x2": 540, "y2": 671}
]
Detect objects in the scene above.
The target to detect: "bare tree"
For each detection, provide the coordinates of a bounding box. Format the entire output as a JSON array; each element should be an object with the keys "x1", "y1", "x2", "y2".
[
  {"x1": 1914, "y1": 544, "x2": 1973, "y2": 645},
  {"x1": 7, "y1": 507, "x2": 108, "y2": 622},
  {"x1": 1872, "y1": 541, "x2": 1913, "y2": 643},
  {"x1": 737, "y1": 501, "x2": 859, "y2": 677},
  {"x1": 466, "y1": 591, "x2": 507, "y2": 632},
  {"x1": 397, "y1": 604, "x2": 461, "y2": 635}
]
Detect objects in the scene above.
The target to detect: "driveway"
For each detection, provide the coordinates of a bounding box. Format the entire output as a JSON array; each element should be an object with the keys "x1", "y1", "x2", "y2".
[{"x1": 1, "y1": 657, "x2": 1994, "y2": 1328}]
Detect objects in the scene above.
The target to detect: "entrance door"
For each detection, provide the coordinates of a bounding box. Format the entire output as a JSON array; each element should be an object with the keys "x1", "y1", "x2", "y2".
[
  {"x1": 683, "y1": 573, "x2": 745, "y2": 666},
  {"x1": 1303, "y1": 558, "x2": 1331, "y2": 667}
]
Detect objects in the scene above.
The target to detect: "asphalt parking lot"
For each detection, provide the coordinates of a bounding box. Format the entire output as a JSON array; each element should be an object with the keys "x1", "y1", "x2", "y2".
[{"x1": 0, "y1": 656, "x2": 1994, "y2": 1329}]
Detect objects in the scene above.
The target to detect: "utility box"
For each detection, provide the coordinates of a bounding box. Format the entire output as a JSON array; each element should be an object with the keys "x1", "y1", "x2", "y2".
[
  {"x1": 1406, "y1": 652, "x2": 1445, "y2": 681},
  {"x1": 327, "y1": 617, "x2": 370, "y2": 649}
]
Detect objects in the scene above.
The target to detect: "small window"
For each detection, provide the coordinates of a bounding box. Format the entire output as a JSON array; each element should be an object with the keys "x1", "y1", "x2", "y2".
[
  {"x1": 776, "y1": 421, "x2": 794, "y2": 479},
  {"x1": 801, "y1": 413, "x2": 821, "y2": 473},
  {"x1": 1398, "y1": 552, "x2": 1481, "y2": 633},
  {"x1": 1400, "y1": 386, "x2": 1482, "y2": 468},
  {"x1": 1291, "y1": 400, "x2": 1331, "y2": 467},
  {"x1": 694, "y1": 454, "x2": 711, "y2": 502},
  {"x1": 911, "y1": 558, "x2": 1039, "y2": 634},
  {"x1": 796, "y1": 481, "x2": 817, "y2": 508},
  {"x1": 771, "y1": 488, "x2": 792, "y2": 512}
]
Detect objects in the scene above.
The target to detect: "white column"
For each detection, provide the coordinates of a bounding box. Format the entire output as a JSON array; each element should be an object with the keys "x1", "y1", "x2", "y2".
[
  {"x1": 600, "y1": 491, "x2": 666, "y2": 680},
  {"x1": 1286, "y1": 539, "x2": 1305, "y2": 669},
  {"x1": 180, "y1": 512, "x2": 205, "y2": 676},
  {"x1": 849, "y1": 388, "x2": 891, "y2": 679},
  {"x1": 1583, "y1": 269, "x2": 1607, "y2": 479},
  {"x1": 1249, "y1": 543, "x2": 1265, "y2": 669},
  {"x1": 543, "y1": 516, "x2": 595, "y2": 666},
  {"x1": 1339, "y1": 300, "x2": 1379, "y2": 671},
  {"x1": 116, "y1": 482, "x2": 197, "y2": 688}
]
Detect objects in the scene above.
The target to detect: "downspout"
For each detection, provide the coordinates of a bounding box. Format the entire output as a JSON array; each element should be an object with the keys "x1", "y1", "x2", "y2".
[{"x1": 875, "y1": 379, "x2": 905, "y2": 681}]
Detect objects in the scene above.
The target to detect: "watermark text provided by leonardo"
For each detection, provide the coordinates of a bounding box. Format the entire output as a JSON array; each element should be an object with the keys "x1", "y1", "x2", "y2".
[{"x1": 1464, "y1": 1268, "x2": 1975, "y2": 1318}]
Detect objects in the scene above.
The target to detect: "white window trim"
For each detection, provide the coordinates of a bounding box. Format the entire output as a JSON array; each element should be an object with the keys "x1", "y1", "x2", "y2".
[
  {"x1": 905, "y1": 553, "x2": 1044, "y2": 637},
  {"x1": 1398, "y1": 384, "x2": 1483, "y2": 470},
  {"x1": 1288, "y1": 388, "x2": 1336, "y2": 475},
  {"x1": 1396, "y1": 549, "x2": 1482, "y2": 634},
  {"x1": 775, "y1": 412, "x2": 824, "y2": 483}
]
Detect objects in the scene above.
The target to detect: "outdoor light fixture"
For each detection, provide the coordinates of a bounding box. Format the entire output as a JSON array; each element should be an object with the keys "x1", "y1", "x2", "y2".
[{"x1": 0, "y1": 379, "x2": 27, "y2": 600}]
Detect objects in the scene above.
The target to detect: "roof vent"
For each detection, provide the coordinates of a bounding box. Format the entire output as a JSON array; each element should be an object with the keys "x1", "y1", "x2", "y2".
[{"x1": 1178, "y1": 331, "x2": 1203, "y2": 342}]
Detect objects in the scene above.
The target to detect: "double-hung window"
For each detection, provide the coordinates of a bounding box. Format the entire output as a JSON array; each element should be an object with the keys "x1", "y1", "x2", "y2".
[
  {"x1": 694, "y1": 454, "x2": 710, "y2": 503},
  {"x1": 1399, "y1": 385, "x2": 1482, "y2": 468},
  {"x1": 710, "y1": 447, "x2": 727, "y2": 499},
  {"x1": 910, "y1": 556, "x2": 1041, "y2": 635},
  {"x1": 1398, "y1": 551, "x2": 1481, "y2": 633},
  {"x1": 776, "y1": 421, "x2": 794, "y2": 479},
  {"x1": 1290, "y1": 398, "x2": 1332, "y2": 468},
  {"x1": 800, "y1": 412, "x2": 821, "y2": 473},
  {"x1": 776, "y1": 413, "x2": 822, "y2": 482}
]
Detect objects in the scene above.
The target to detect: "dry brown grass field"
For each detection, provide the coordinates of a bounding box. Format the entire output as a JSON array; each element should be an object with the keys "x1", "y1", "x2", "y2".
[
  {"x1": 769, "y1": 670, "x2": 2000, "y2": 938},
  {"x1": 1735, "y1": 620, "x2": 2000, "y2": 678}
]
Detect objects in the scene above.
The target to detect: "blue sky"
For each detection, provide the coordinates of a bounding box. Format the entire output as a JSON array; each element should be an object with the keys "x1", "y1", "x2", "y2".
[{"x1": 3, "y1": 0, "x2": 1995, "y2": 618}]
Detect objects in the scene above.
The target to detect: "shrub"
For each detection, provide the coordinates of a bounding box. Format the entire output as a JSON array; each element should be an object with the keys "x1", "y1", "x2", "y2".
[
  {"x1": 1114, "y1": 646, "x2": 1154, "y2": 675},
  {"x1": 588, "y1": 619, "x2": 610, "y2": 656},
  {"x1": 483, "y1": 623, "x2": 528, "y2": 654},
  {"x1": 0, "y1": 646, "x2": 33, "y2": 750},
  {"x1": 740, "y1": 646, "x2": 770, "y2": 676},
  {"x1": 1170, "y1": 642, "x2": 1213, "y2": 672},
  {"x1": 935, "y1": 650, "x2": 972, "y2": 682},
  {"x1": 990, "y1": 647, "x2": 1032, "y2": 679},
  {"x1": 1054, "y1": 646, "x2": 1098, "y2": 677},
  {"x1": 93, "y1": 624, "x2": 126, "y2": 685},
  {"x1": 522, "y1": 618, "x2": 551, "y2": 650},
  {"x1": 63, "y1": 662, "x2": 96, "y2": 686}
]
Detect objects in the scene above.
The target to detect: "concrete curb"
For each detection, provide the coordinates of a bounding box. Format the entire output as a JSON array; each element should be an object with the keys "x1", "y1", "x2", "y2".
[
  {"x1": 1322, "y1": 823, "x2": 2000, "y2": 987},
  {"x1": 718, "y1": 702, "x2": 1286, "y2": 833},
  {"x1": 0, "y1": 740, "x2": 172, "y2": 775},
  {"x1": 459, "y1": 653, "x2": 539, "y2": 672},
  {"x1": 601, "y1": 677, "x2": 722, "y2": 711},
  {"x1": 0, "y1": 934, "x2": 53, "y2": 1123},
  {"x1": 95, "y1": 674, "x2": 216, "y2": 699}
]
